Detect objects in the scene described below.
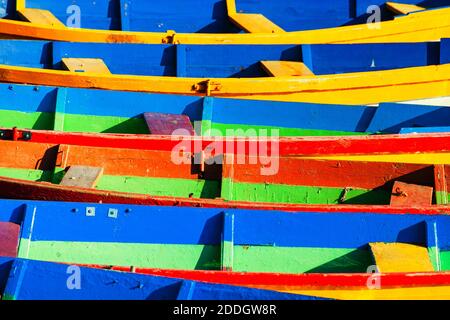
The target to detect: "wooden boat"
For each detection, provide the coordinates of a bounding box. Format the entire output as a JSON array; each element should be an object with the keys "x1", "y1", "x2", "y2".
[
  {"x1": 6, "y1": 128, "x2": 450, "y2": 165},
  {"x1": 0, "y1": 139, "x2": 448, "y2": 208},
  {"x1": 0, "y1": 0, "x2": 449, "y2": 44},
  {"x1": 2, "y1": 199, "x2": 450, "y2": 300},
  {"x1": 0, "y1": 258, "x2": 316, "y2": 300},
  {"x1": 88, "y1": 267, "x2": 450, "y2": 300},
  {"x1": 0, "y1": 40, "x2": 446, "y2": 77},
  {"x1": 0, "y1": 39, "x2": 449, "y2": 103},
  {"x1": 0, "y1": 83, "x2": 449, "y2": 138},
  {"x1": 0, "y1": 200, "x2": 449, "y2": 288}
]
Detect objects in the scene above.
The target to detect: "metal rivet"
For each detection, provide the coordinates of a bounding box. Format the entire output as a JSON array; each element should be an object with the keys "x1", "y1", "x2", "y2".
[
  {"x1": 108, "y1": 208, "x2": 118, "y2": 219},
  {"x1": 71, "y1": 208, "x2": 79, "y2": 213},
  {"x1": 86, "y1": 207, "x2": 96, "y2": 217}
]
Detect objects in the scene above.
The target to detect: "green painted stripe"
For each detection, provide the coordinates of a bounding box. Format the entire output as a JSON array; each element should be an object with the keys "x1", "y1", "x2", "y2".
[
  {"x1": 96, "y1": 175, "x2": 220, "y2": 199},
  {"x1": 0, "y1": 167, "x2": 221, "y2": 199},
  {"x1": 222, "y1": 178, "x2": 391, "y2": 205},
  {"x1": 0, "y1": 109, "x2": 370, "y2": 137},
  {"x1": 0, "y1": 109, "x2": 149, "y2": 134},
  {"x1": 0, "y1": 110, "x2": 54, "y2": 130},
  {"x1": 0, "y1": 167, "x2": 395, "y2": 204},
  {"x1": 435, "y1": 191, "x2": 449, "y2": 205},
  {"x1": 204, "y1": 121, "x2": 368, "y2": 137},
  {"x1": 18, "y1": 239, "x2": 377, "y2": 273}
]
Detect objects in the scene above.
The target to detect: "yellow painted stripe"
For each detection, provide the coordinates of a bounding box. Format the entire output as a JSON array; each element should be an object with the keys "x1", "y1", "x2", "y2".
[
  {"x1": 16, "y1": 0, "x2": 26, "y2": 10},
  {"x1": 260, "y1": 61, "x2": 314, "y2": 76},
  {"x1": 284, "y1": 286, "x2": 450, "y2": 300},
  {"x1": 0, "y1": 6, "x2": 449, "y2": 44},
  {"x1": 370, "y1": 243, "x2": 434, "y2": 273},
  {"x1": 0, "y1": 63, "x2": 448, "y2": 105},
  {"x1": 386, "y1": 2, "x2": 425, "y2": 15},
  {"x1": 62, "y1": 58, "x2": 111, "y2": 74},
  {"x1": 306, "y1": 153, "x2": 450, "y2": 164},
  {"x1": 17, "y1": 8, "x2": 66, "y2": 28}
]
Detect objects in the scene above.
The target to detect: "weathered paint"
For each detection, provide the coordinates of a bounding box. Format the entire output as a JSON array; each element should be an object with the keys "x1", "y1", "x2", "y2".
[
  {"x1": 0, "y1": 62, "x2": 449, "y2": 104},
  {"x1": 7, "y1": 200, "x2": 450, "y2": 276},
  {"x1": 1, "y1": 258, "x2": 315, "y2": 300},
  {"x1": 1, "y1": 83, "x2": 450, "y2": 137},
  {"x1": 88, "y1": 266, "x2": 450, "y2": 300},
  {"x1": 0, "y1": 4, "x2": 449, "y2": 44}
]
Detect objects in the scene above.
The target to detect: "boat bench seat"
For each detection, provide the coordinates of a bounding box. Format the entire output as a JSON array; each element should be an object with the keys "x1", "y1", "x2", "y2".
[
  {"x1": 386, "y1": 2, "x2": 425, "y2": 15},
  {"x1": 17, "y1": 8, "x2": 66, "y2": 28},
  {"x1": 60, "y1": 165, "x2": 104, "y2": 188},
  {"x1": 370, "y1": 242, "x2": 434, "y2": 272},
  {"x1": 61, "y1": 58, "x2": 111, "y2": 74},
  {"x1": 0, "y1": 222, "x2": 20, "y2": 257},
  {"x1": 229, "y1": 13, "x2": 285, "y2": 33},
  {"x1": 261, "y1": 61, "x2": 314, "y2": 77},
  {"x1": 143, "y1": 112, "x2": 195, "y2": 135},
  {"x1": 390, "y1": 181, "x2": 433, "y2": 206}
]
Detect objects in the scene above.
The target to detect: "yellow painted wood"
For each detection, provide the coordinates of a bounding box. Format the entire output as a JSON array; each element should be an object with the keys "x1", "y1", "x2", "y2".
[
  {"x1": 306, "y1": 153, "x2": 450, "y2": 164},
  {"x1": 62, "y1": 58, "x2": 111, "y2": 74},
  {"x1": 226, "y1": 0, "x2": 237, "y2": 15},
  {"x1": 386, "y1": 2, "x2": 425, "y2": 15},
  {"x1": 370, "y1": 243, "x2": 434, "y2": 273},
  {"x1": 261, "y1": 61, "x2": 314, "y2": 76},
  {"x1": 229, "y1": 14, "x2": 285, "y2": 33},
  {"x1": 16, "y1": 0, "x2": 26, "y2": 10},
  {"x1": 1, "y1": 6, "x2": 449, "y2": 44},
  {"x1": 17, "y1": 8, "x2": 66, "y2": 28},
  {"x1": 282, "y1": 286, "x2": 450, "y2": 300},
  {"x1": 0, "y1": 63, "x2": 448, "y2": 105},
  {"x1": 225, "y1": 0, "x2": 284, "y2": 33}
]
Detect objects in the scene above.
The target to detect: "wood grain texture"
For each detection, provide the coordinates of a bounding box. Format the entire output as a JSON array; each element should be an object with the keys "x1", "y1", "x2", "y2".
[{"x1": 60, "y1": 165, "x2": 104, "y2": 188}]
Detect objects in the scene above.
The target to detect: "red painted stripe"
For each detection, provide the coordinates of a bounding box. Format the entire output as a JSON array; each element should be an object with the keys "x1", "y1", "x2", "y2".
[
  {"x1": 223, "y1": 155, "x2": 434, "y2": 189},
  {"x1": 0, "y1": 175, "x2": 448, "y2": 213},
  {"x1": 82, "y1": 265, "x2": 450, "y2": 289},
  {"x1": 6, "y1": 128, "x2": 450, "y2": 156}
]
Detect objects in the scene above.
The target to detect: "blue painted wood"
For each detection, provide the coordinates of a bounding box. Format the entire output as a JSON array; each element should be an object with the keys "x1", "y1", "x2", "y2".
[
  {"x1": 0, "y1": 200, "x2": 447, "y2": 250},
  {"x1": 1, "y1": 257, "x2": 317, "y2": 300},
  {"x1": 400, "y1": 127, "x2": 450, "y2": 134},
  {"x1": 440, "y1": 38, "x2": 450, "y2": 64},
  {"x1": 0, "y1": 40, "x2": 446, "y2": 77},
  {"x1": 366, "y1": 103, "x2": 450, "y2": 134},
  {"x1": 0, "y1": 83, "x2": 448, "y2": 135},
  {"x1": 203, "y1": 97, "x2": 377, "y2": 132},
  {"x1": 2, "y1": 0, "x2": 448, "y2": 32},
  {"x1": 302, "y1": 42, "x2": 440, "y2": 75}
]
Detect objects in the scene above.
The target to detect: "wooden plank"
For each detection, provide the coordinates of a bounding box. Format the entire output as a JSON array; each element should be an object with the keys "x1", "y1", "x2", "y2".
[
  {"x1": 143, "y1": 112, "x2": 194, "y2": 135},
  {"x1": 390, "y1": 181, "x2": 433, "y2": 206},
  {"x1": 221, "y1": 212, "x2": 234, "y2": 271},
  {"x1": 62, "y1": 58, "x2": 111, "y2": 74},
  {"x1": 60, "y1": 165, "x2": 104, "y2": 188},
  {"x1": 434, "y1": 165, "x2": 448, "y2": 205},
  {"x1": 386, "y1": 2, "x2": 425, "y2": 15},
  {"x1": 17, "y1": 8, "x2": 66, "y2": 28},
  {"x1": 0, "y1": 222, "x2": 20, "y2": 257},
  {"x1": 229, "y1": 14, "x2": 285, "y2": 33},
  {"x1": 261, "y1": 61, "x2": 314, "y2": 77},
  {"x1": 370, "y1": 242, "x2": 434, "y2": 273}
]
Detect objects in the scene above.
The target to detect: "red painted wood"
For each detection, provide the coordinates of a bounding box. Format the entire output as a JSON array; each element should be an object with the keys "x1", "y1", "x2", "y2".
[
  {"x1": 5, "y1": 128, "x2": 450, "y2": 157},
  {"x1": 143, "y1": 113, "x2": 195, "y2": 135},
  {"x1": 390, "y1": 181, "x2": 433, "y2": 206},
  {"x1": 0, "y1": 176, "x2": 448, "y2": 214},
  {"x1": 0, "y1": 222, "x2": 20, "y2": 257},
  {"x1": 223, "y1": 154, "x2": 435, "y2": 189},
  {"x1": 83, "y1": 264, "x2": 450, "y2": 289}
]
